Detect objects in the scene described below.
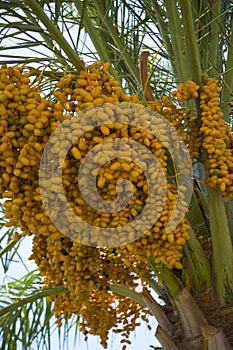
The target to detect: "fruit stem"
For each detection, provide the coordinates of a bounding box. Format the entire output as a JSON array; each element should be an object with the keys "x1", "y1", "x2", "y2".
[
  {"x1": 149, "y1": 259, "x2": 181, "y2": 300},
  {"x1": 208, "y1": 187, "x2": 233, "y2": 305},
  {"x1": 92, "y1": 0, "x2": 141, "y2": 86},
  {"x1": 73, "y1": 0, "x2": 117, "y2": 78},
  {"x1": 109, "y1": 284, "x2": 146, "y2": 306},
  {"x1": 183, "y1": 227, "x2": 212, "y2": 292},
  {"x1": 164, "y1": 0, "x2": 190, "y2": 82},
  {"x1": 179, "y1": 0, "x2": 202, "y2": 86}
]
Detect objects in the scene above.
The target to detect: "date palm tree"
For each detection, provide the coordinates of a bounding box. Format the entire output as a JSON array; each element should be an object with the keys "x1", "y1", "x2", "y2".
[{"x1": 0, "y1": 1, "x2": 233, "y2": 349}]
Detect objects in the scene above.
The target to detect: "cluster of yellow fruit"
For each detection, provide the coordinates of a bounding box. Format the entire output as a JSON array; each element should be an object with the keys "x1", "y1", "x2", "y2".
[
  {"x1": 171, "y1": 76, "x2": 233, "y2": 200},
  {"x1": 48, "y1": 64, "x2": 190, "y2": 262},
  {"x1": 199, "y1": 75, "x2": 233, "y2": 200},
  {"x1": 171, "y1": 80, "x2": 200, "y2": 101},
  {"x1": 31, "y1": 232, "x2": 149, "y2": 348},
  {"x1": 0, "y1": 65, "x2": 55, "y2": 234},
  {"x1": 0, "y1": 61, "x2": 190, "y2": 347}
]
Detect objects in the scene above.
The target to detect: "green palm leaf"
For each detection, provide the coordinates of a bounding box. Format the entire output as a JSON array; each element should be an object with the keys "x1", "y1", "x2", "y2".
[{"x1": 0, "y1": 270, "x2": 79, "y2": 350}]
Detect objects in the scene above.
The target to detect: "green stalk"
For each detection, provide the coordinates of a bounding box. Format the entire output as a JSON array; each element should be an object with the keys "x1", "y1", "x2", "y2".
[
  {"x1": 24, "y1": 0, "x2": 83, "y2": 70},
  {"x1": 149, "y1": 259, "x2": 181, "y2": 299},
  {"x1": 0, "y1": 286, "x2": 67, "y2": 317},
  {"x1": 221, "y1": 17, "x2": 233, "y2": 122},
  {"x1": 149, "y1": 0, "x2": 176, "y2": 73},
  {"x1": 208, "y1": 0, "x2": 221, "y2": 76},
  {"x1": 187, "y1": 191, "x2": 209, "y2": 238},
  {"x1": 159, "y1": 265, "x2": 181, "y2": 299},
  {"x1": 225, "y1": 199, "x2": 233, "y2": 242},
  {"x1": 208, "y1": 187, "x2": 233, "y2": 305},
  {"x1": 73, "y1": 0, "x2": 117, "y2": 78},
  {"x1": 221, "y1": 17, "x2": 233, "y2": 237},
  {"x1": 164, "y1": 0, "x2": 190, "y2": 82},
  {"x1": 179, "y1": 0, "x2": 202, "y2": 85},
  {"x1": 92, "y1": 0, "x2": 141, "y2": 85},
  {"x1": 109, "y1": 284, "x2": 146, "y2": 306},
  {"x1": 196, "y1": 1, "x2": 212, "y2": 72},
  {"x1": 183, "y1": 227, "x2": 212, "y2": 292}
]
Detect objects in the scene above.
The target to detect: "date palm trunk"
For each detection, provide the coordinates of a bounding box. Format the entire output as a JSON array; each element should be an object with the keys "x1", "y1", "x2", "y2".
[{"x1": 146, "y1": 287, "x2": 232, "y2": 350}]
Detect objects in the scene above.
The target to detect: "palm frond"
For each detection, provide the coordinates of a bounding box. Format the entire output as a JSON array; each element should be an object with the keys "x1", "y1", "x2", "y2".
[
  {"x1": 0, "y1": 270, "x2": 52, "y2": 350},
  {"x1": 0, "y1": 0, "x2": 83, "y2": 69},
  {"x1": 0, "y1": 270, "x2": 79, "y2": 350}
]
